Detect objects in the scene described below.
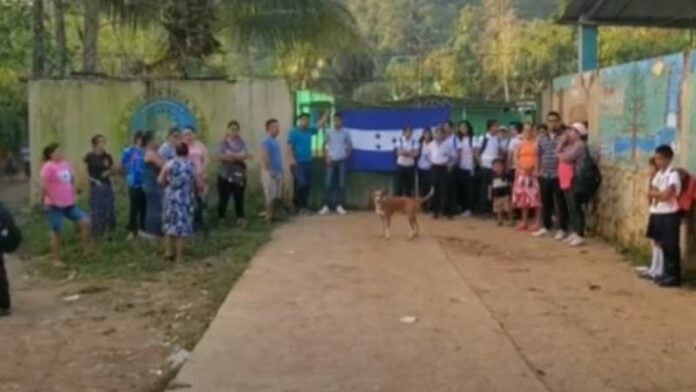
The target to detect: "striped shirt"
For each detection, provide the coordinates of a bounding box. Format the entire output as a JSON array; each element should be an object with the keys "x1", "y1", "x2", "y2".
[{"x1": 538, "y1": 132, "x2": 562, "y2": 178}]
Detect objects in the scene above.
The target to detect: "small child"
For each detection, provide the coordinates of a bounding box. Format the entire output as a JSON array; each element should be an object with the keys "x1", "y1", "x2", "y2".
[
  {"x1": 645, "y1": 145, "x2": 682, "y2": 287},
  {"x1": 637, "y1": 157, "x2": 662, "y2": 279},
  {"x1": 491, "y1": 159, "x2": 513, "y2": 226}
]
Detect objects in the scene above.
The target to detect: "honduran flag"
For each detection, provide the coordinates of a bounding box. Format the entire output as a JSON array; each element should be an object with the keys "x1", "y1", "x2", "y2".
[{"x1": 342, "y1": 106, "x2": 450, "y2": 172}]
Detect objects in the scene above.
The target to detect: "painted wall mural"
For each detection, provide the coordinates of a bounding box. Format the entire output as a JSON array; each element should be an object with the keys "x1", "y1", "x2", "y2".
[
  {"x1": 598, "y1": 53, "x2": 681, "y2": 163},
  {"x1": 552, "y1": 51, "x2": 692, "y2": 167}
]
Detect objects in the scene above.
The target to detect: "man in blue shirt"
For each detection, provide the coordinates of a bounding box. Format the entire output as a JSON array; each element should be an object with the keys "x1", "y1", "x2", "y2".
[
  {"x1": 121, "y1": 131, "x2": 146, "y2": 238},
  {"x1": 261, "y1": 119, "x2": 284, "y2": 222},
  {"x1": 286, "y1": 111, "x2": 329, "y2": 213},
  {"x1": 319, "y1": 113, "x2": 352, "y2": 215}
]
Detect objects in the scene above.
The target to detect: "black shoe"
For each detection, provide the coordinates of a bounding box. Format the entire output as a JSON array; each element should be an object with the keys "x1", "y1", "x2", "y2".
[
  {"x1": 0, "y1": 308, "x2": 11, "y2": 318},
  {"x1": 657, "y1": 276, "x2": 681, "y2": 288}
]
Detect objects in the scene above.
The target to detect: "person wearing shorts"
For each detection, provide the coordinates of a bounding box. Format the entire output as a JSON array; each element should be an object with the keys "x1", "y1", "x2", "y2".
[
  {"x1": 491, "y1": 159, "x2": 513, "y2": 226},
  {"x1": 40, "y1": 143, "x2": 91, "y2": 266},
  {"x1": 260, "y1": 119, "x2": 284, "y2": 221}
]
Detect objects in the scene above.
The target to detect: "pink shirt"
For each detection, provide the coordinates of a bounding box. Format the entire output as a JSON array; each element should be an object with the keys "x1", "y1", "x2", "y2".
[
  {"x1": 558, "y1": 161, "x2": 574, "y2": 190},
  {"x1": 188, "y1": 141, "x2": 208, "y2": 177},
  {"x1": 41, "y1": 160, "x2": 77, "y2": 207}
]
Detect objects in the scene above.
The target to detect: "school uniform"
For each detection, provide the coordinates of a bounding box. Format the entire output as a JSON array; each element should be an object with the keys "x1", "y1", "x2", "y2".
[
  {"x1": 426, "y1": 140, "x2": 455, "y2": 218},
  {"x1": 445, "y1": 134, "x2": 460, "y2": 216},
  {"x1": 476, "y1": 133, "x2": 503, "y2": 214},
  {"x1": 416, "y1": 144, "x2": 432, "y2": 211},
  {"x1": 395, "y1": 136, "x2": 419, "y2": 197},
  {"x1": 646, "y1": 166, "x2": 682, "y2": 286},
  {"x1": 457, "y1": 136, "x2": 477, "y2": 214}
]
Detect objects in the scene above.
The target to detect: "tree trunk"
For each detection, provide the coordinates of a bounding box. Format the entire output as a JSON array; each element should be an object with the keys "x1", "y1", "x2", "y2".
[
  {"x1": 32, "y1": 0, "x2": 46, "y2": 78},
  {"x1": 53, "y1": 0, "x2": 68, "y2": 76},
  {"x1": 82, "y1": 0, "x2": 100, "y2": 74}
]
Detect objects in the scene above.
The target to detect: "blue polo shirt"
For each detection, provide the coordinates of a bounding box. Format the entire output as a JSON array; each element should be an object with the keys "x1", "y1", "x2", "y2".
[
  {"x1": 262, "y1": 136, "x2": 284, "y2": 177},
  {"x1": 287, "y1": 126, "x2": 318, "y2": 163},
  {"x1": 121, "y1": 146, "x2": 145, "y2": 188}
]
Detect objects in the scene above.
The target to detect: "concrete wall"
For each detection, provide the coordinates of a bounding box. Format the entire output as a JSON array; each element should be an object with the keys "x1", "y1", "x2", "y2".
[
  {"x1": 28, "y1": 78, "x2": 294, "y2": 203},
  {"x1": 545, "y1": 51, "x2": 696, "y2": 261}
]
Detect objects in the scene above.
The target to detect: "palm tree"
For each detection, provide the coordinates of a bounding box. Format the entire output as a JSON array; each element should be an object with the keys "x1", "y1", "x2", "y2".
[
  {"x1": 32, "y1": 0, "x2": 45, "y2": 77},
  {"x1": 80, "y1": 0, "x2": 157, "y2": 74},
  {"x1": 74, "y1": 0, "x2": 362, "y2": 75},
  {"x1": 53, "y1": 0, "x2": 68, "y2": 76}
]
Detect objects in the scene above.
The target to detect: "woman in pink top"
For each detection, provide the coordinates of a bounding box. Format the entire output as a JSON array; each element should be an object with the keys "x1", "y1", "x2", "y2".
[
  {"x1": 182, "y1": 127, "x2": 208, "y2": 233},
  {"x1": 555, "y1": 123, "x2": 589, "y2": 247},
  {"x1": 40, "y1": 143, "x2": 91, "y2": 266}
]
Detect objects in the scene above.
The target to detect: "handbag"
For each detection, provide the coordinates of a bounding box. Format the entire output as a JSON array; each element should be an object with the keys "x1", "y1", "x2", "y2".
[{"x1": 226, "y1": 164, "x2": 246, "y2": 187}]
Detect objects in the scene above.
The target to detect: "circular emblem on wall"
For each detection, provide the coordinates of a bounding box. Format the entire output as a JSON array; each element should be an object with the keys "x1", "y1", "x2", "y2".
[{"x1": 130, "y1": 98, "x2": 198, "y2": 138}]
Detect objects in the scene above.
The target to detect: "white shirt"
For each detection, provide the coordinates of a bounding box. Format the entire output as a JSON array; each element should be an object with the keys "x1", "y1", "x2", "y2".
[
  {"x1": 396, "y1": 136, "x2": 419, "y2": 167},
  {"x1": 650, "y1": 166, "x2": 681, "y2": 214},
  {"x1": 458, "y1": 136, "x2": 475, "y2": 171},
  {"x1": 427, "y1": 140, "x2": 454, "y2": 166},
  {"x1": 506, "y1": 135, "x2": 523, "y2": 169},
  {"x1": 478, "y1": 133, "x2": 502, "y2": 169},
  {"x1": 417, "y1": 145, "x2": 431, "y2": 170}
]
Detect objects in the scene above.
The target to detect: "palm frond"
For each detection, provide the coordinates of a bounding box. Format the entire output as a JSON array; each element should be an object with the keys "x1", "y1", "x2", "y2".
[{"x1": 220, "y1": 0, "x2": 365, "y2": 51}]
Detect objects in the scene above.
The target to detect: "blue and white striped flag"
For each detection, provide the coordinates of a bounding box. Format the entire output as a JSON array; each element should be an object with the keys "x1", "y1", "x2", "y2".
[{"x1": 342, "y1": 107, "x2": 450, "y2": 172}]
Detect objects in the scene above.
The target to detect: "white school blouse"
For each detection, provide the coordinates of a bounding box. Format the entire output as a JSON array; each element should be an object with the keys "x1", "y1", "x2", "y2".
[
  {"x1": 650, "y1": 166, "x2": 681, "y2": 215},
  {"x1": 427, "y1": 140, "x2": 454, "y2": 166}
]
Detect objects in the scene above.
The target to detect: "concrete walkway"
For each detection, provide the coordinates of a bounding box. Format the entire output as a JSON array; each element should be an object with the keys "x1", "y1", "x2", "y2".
[{"x1": 172, "y1": 214, "x2": 549, "y2": 392}]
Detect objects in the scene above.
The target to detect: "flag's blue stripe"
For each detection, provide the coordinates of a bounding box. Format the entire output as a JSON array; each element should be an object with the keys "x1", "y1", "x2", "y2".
[
  {"x1": 341, "y1": 107, "x2": 450, "y2": 130},
  {"x1": 348, "y1": 150, "x2": 396, "y2": 173}
]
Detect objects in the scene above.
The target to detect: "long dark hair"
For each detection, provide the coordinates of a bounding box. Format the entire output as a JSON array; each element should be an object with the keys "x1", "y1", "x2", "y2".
[
  {"x1": 43, "y1": 143, "x2": 60, "y2": 161},
  {"x1": 457, "y1": 120, "x2": 474, "y2": 139},
  {"x1": 419, "y1": 127, "x2": 433, "y2": 155}
]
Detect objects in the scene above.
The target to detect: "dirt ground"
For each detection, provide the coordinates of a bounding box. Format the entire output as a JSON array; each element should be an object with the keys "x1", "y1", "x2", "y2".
[
  {"x1": 0, "y1": 252, "x2": 247, "y2": 392},
  {"x1": 174, "y1": 213, "x2": 696, "y2": 392}
]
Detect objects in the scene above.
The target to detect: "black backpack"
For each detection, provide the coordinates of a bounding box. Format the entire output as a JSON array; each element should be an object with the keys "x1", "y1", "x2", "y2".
[
  {"x1": 574, "y1": 146, "x2": 602, "y2": 198},
  {"x1": 0, "y1": 202, "x2": 21, "y2": 253}
]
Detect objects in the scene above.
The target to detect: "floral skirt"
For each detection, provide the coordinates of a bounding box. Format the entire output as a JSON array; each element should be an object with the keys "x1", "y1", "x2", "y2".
[{"x1": 513, "y1": 174, "x2": 541, "y2": 209}]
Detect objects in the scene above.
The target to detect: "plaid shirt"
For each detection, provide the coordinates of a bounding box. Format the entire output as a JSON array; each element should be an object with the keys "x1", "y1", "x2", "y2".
[{"x1": 537, "y1": 132, "x2": 562, "y2": 178}]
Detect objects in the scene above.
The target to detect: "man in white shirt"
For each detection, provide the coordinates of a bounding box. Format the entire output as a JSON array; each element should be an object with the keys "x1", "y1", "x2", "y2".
[
  {"x1": 647, "y1": 145, "x2": 682, "y2": 287},
  {"x1": 426, "y1": 127, "x2": 455, "y2": 219},
  {"x1": 394, "y1": 126, "x2": 419, "y2": 197},
  {"x1": 475, "y1": 119, "x2": 503, "y2": 214}
]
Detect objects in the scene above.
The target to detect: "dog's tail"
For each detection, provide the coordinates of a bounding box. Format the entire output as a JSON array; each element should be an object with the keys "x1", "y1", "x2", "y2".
[{"x1": 417, "y1": 187, "x2": 435, "y2": 204}]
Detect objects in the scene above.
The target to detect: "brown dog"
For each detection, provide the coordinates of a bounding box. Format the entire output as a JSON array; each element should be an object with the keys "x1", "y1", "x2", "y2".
[{"x1": 372, "y1": 188, "x2": 434, "y2": 240}]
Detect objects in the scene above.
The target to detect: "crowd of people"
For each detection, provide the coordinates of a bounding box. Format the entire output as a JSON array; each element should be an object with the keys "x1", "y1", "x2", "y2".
[
  {"x1": 10, "y1": 108, "x2": 680, "y2": 311},
  {"x1": 391, "y1": 111, "x2": 599, "y2": 249},
  {"x1": 38, "y1": 123, "x2": 252, "y2": 265}
]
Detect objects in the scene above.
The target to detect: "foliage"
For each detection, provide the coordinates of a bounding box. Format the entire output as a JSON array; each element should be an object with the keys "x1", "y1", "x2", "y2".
[
  {"x1": 599, "y1": 27, "x2": 692, "y2": 67},
  {"x1": 0, "y1": 0, "x2": 31, "y2": 152}
]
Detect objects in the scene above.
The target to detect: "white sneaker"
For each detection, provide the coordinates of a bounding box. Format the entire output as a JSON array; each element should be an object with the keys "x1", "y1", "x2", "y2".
[
  {"x1": 461, "y1": 210, "x2": 472, "y2": 218},
  {"x1": 568, "y1": 235, "x2": 585, "y2": 247},
  {"x1": 336, "y1": 205, "x2": 347, "y2": 215},
  {"x1": 554, "y1": 230, "x2": 567, "y2": 241},
  {"x1": 532, "y1": 228, "x2": 549, "y2": 237},
  {"x1": 318, "y1": 206, "x2": 330, "y2": 215},
  {"x1": 564, "y1": 233, "x2": 578, "y2": 243}
]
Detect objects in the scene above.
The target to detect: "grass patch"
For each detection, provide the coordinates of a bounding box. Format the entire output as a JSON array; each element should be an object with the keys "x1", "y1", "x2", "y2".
[
  {"x1": 17, "y1": 183, "x2": 275, "y2": 281},
  {"x1": 618, "y1": 244, "x2": 651, "y2": 267}
]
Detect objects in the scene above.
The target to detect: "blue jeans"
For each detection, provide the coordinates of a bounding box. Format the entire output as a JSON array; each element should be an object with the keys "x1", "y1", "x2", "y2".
[
  {"x1": 323, "y1": 160, "x2": 347, "y2": 208},
  {"x1": 46, "y1": 205, "x2": 88, "y2": 233},
  {"x1": 292, "y1": 161, "x2": 313, "y2": 210}
]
